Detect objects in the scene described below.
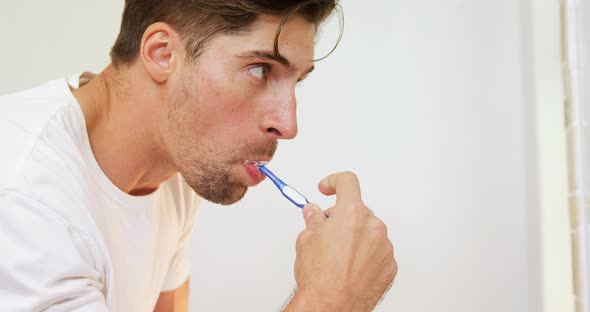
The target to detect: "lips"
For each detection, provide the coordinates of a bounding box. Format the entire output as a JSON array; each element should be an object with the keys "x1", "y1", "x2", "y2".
[{"x1": 243, "y1": 160, "x2": 268, "y2": 185}]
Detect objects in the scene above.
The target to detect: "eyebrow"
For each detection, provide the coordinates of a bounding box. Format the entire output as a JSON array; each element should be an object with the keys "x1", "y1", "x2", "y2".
[{"x1": 236, "y1": 50, "x2": 315, "y2": 76}]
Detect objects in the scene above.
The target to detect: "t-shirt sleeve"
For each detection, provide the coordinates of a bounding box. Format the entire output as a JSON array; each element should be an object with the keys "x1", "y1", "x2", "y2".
[
  {"x1": 160, "y1": 203, "x2": 198, "y2": 292},
  {"x1": 0, "y1": 191, "x2": 109, "y2": 312}
]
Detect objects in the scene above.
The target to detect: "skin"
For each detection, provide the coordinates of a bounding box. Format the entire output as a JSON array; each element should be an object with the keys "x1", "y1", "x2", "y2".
[
  {"x1": 285, "y1": 173, "x2": 397, "y2": 311},
  {"x1": 71, "y1": 13, "x2": 397, "y2": 312},
  {"x1": 153, "y1": 280, "x2": 189, "y2": 312}
]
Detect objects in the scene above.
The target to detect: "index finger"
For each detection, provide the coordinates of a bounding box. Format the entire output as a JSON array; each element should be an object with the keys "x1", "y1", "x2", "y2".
[{"x1": 318, "y1": 171, "x2": 363, "y2": 208}]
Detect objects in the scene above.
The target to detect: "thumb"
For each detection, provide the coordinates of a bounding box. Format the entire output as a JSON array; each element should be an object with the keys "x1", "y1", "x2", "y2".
[{"x1": 302, "y1": 203, "x2": 327, "y2": 227}]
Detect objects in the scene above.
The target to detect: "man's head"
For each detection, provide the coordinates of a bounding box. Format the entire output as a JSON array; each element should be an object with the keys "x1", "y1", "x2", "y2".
[
  {"x1": 109, "y1": 1, "x2": 338, "y2": 205},
  {"x1": 111, "y1": 0, "x2": 337, "y2": 67}
]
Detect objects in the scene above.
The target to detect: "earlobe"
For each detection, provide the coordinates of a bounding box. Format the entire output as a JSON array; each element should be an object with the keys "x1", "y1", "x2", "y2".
[{"x1": 140, "y1": 23, "x2": 177, "y2": 83}]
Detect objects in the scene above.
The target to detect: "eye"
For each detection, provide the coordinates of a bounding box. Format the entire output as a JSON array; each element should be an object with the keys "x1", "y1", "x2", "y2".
[{"x1": 249, "y1": 65, "x2": 270, "y2": 80}]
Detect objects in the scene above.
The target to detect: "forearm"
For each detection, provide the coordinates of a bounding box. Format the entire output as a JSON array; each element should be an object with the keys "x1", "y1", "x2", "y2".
[{"x1": 153, "y1": 279, "x2": 189, "y2": 312}]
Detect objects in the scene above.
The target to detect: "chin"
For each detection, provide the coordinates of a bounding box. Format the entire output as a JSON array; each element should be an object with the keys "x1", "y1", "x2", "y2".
[
  {"x1": 218, "y1": 187, "x2": 249, "y2": 205},
  {"x1": 193, "y1": 183, "x2": 248, "y2": 206}
]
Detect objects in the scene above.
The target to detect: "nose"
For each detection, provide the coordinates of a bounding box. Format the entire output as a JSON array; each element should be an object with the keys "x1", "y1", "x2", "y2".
[{"x1": 261, "y1": 90, "x2": 298, "y2": 140}]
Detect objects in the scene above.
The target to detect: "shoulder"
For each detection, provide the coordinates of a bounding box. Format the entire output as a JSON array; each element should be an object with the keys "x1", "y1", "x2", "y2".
[
  {"x1": 0, "y1": 189, "x2": 106, "y2": 310},
  {"x1": 0, "y1": 78, "x2": 82, "y2": 189},
  {"x1": 0, "y1": 79, "x2": 72, "y2": 134}
]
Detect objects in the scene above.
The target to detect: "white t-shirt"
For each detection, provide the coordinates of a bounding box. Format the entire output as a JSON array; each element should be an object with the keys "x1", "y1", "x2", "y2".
[{"x1": 0, "y1": 76, "x2": 201, "y2": 311}]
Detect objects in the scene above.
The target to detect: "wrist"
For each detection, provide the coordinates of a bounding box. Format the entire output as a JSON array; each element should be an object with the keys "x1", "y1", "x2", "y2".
[{"x1": 284, "y1": 287, "x2": 351, "y2": 312}]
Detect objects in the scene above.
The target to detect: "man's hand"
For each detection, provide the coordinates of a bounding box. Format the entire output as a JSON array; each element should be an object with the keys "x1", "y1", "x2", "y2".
[{"x1": 285, "y1": 172, "x2": 397, "y2": 312}]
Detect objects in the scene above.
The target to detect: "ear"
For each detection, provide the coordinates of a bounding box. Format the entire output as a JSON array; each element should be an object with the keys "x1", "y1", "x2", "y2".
[{"x1": 140, "y1": 22, "x2": 180, "y2": 84}]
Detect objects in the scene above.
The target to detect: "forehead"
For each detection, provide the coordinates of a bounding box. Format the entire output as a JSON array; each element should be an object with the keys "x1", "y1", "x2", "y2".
[{"x1": 202, "y1": 14, "x2": 317, "y2": 66}]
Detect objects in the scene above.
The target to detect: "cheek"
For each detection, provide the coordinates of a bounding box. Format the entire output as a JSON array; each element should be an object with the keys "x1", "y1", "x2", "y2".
[
  {"x1": 201, "y1": 91, "x2": 249, "y2": 127},
  {"x1": 185, "y1": 92, "x2": 254, "y2": 156},
  {"x1": 201, "y1": 84, "x2": 257, "y2": 130},
  {"x1": 189, "y1": 61, "x2": 262, "y2": 141}
]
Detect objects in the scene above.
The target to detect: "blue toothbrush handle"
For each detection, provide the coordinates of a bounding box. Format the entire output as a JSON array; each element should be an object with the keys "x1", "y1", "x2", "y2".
[
  {"x1": 258, "y1": 166, "x2": 286, "y2": 189},
  {"x1": 258, "y1": 166, "x2": 329, "y2": 219}
]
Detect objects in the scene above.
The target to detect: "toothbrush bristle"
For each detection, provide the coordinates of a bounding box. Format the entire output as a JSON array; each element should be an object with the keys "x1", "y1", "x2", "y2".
[{"x1": 244, "y1": 160, "x2": 269, "y2": 167}]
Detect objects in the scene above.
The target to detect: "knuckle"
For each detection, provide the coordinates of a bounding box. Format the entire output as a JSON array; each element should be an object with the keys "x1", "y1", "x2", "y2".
[
  {"x1": 342, "y1": 171, "x2": 359, "y2": 182},
  {"x1": 324, "y1": 207, "x2": 335, "y2": 217},
  {"x1": 350, "y1": 201, "x2": 367, "y2": 214},
  {"x1": 368, "y1": 217, "x2": 388, "y2": 237},
  {"x1": 389, "y1": 258, "x2": 399, "y2": 280},
  {"x1": 333, "y1": 171, "x2": 359, "y2": 185},
  {"x1": 386, "y1": 241, "x2": 398, "y2": 279},
  {"x1": 384, "y1": 239, "x2": 394, "y2": 255},
  {"x1": 295, "y1": 230, "x2": 311, "y2": 252},
  {"x1": 377, "y1": 220, "x2": 389, "y2": 234}
]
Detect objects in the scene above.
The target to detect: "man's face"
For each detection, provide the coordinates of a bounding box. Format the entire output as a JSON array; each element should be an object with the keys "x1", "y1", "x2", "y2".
[{"x1": 163, "y1": 15, "x2": 316, "y2": 205}]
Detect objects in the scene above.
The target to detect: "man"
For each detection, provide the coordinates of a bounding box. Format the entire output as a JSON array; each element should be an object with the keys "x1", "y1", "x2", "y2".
[{"x1": 0, "y1": 1, "x2": 397, "y2": 311}]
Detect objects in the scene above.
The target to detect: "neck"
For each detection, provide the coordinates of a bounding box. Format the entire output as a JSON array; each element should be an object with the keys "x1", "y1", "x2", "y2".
[{"x1": 71, "y1": 65, "x2": 177, "y2": 196}]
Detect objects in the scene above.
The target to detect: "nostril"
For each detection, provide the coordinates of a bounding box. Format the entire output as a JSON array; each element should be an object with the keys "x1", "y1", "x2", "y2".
[{"x1": 267, "y1": 127, "x2": 282, "y2": 137}]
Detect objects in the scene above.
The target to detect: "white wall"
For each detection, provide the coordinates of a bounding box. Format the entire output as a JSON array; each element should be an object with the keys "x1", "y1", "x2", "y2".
[
  {"x1": 0, "y1": 1, "x2": 555, "y2": 311},
  {"x1": 0, "y1": 0, "x2": 122, "y2": 93}
]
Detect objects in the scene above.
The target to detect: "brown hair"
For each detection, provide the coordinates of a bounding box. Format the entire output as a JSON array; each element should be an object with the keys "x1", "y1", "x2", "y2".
[{"x1": 110, "y1": 0, "x2": 340, "y2": 66}]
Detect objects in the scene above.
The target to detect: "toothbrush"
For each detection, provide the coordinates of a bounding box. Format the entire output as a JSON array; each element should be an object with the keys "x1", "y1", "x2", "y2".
[
  {"x1": 258, "y1": 165, "x2": 310, "y2": 208},
  {"x1": 258, "y1": 165, "x2": 330, "y2": 219}
]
